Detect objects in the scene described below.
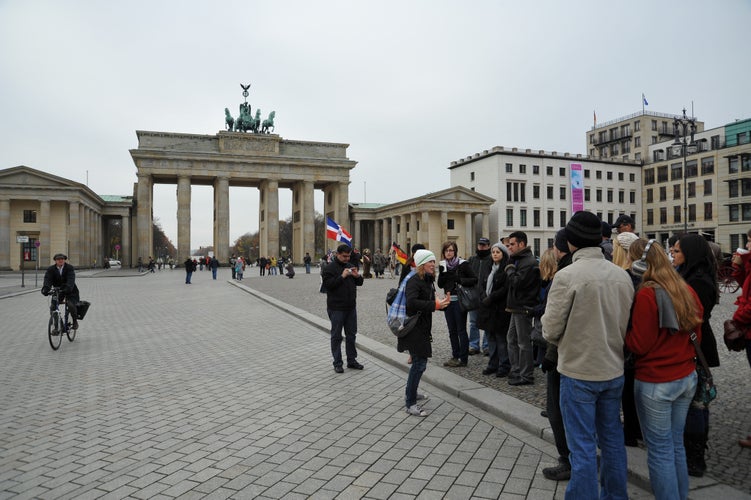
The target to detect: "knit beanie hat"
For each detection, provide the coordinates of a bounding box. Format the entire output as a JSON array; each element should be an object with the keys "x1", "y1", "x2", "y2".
[
  {"x1": 616, "y1": 232, "x2": 639, "y2": 252},
  {"x1": 491, "y1": 242, "x2": 510, "y2": 259},
  {"x1": 601, "y1": 221, "x2": 613, "y2": 238},
  {"x1": 554, "y1": 228, "x2": 569, "y2": 253},
  {"x1": 413, "y1": 249, "x2": 436, "y2": 267},
  {"x1": 565, "y1": 211, "x2": 603, "y2": 249}
]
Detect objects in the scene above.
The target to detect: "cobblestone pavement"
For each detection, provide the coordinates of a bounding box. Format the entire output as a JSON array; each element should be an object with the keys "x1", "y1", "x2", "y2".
[
  {"x1": 0, "y1": 268, "x2": 643, "y2": 499},
  {"x1": 245, "y1": 266, "x2": 751, "y2": 496}
]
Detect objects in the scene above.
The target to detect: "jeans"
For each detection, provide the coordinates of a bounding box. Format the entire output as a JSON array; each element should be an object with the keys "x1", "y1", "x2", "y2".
[
  {"x1": 486, "y1": 327, "x2": 510, "y2": 375},
  {"x1": 212, "y1": 268, "x2": 217, "y2": 280},
  {"x1": 468, "y1": 310, "x2": 488, "y2": 350},
  {"x1": 328, "y1": 308, "x2": 358, "y2": 367},
  {"x1": 443, "y1": 301, "x2": 469, "y2": 362},
  {"x1": 635, "y1": 371, "x2": 697, "y2": 500},
  {"x1": 560, "y1": 374, "x2": 628, "y2": 500},
  {"x1": 546, "y1": 369, "x2": 569, "y2": 460},
  {"x1": 185, "y1": 271, "x2": 192, "y2": 284},
  {"x1": 305, "y1": 263, "x2": 311, "y2": 274},
  {"x1": 507, "y1": 313, "x2": 534, "y2": 383},
  {"x1": 405, "y1": 356, "x2": 428, "y2": 407}
]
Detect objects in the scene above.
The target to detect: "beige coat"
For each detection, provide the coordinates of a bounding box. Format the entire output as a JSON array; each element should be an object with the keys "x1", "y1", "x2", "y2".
[{"x1": 542, "y1": 246, "x2": 634, "y2": 382}]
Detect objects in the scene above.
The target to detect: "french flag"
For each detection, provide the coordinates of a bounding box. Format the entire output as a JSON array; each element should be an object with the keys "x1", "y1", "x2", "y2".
[{"x1": 326, "y1": 217, "x2": 352, "y2": 246}]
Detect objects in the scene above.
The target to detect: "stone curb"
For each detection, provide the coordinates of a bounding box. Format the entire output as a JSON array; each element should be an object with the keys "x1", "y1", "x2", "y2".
[{"x1": 227, "y1": 279, "x2": 750, "y2": 500}]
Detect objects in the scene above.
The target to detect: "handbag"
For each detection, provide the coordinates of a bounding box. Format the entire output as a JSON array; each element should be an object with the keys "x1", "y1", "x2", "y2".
[
  {"x1": 530, "y1": 316, "x2": 546, "y2": 347},
  {"x1": 689, "y1": 331, "x2": 717, "y2": 405},
  {"x1": 455, "y1": 284, "x2": 480, "y2": 312},
  {"x1": 723, "y1": 319, "x2": 748, "y2": 352}
]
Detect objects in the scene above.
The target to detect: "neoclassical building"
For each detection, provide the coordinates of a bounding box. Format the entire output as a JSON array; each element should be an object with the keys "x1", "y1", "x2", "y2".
[{"x1": 0, "y1": 166, "x2": 132, "y2": 271}]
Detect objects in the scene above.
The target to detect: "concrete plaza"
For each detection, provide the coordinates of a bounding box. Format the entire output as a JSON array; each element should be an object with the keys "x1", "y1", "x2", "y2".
[{"x1": 0, "y1": 267, "x2": 748, "y2": 499}]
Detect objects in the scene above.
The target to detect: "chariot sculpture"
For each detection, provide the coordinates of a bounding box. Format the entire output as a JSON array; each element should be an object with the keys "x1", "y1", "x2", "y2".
[{"x1": 224, "y1": 84, "x2": 277, "y2": 134}]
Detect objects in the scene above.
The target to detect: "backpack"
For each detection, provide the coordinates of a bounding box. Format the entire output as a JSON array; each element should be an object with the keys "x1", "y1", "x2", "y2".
[{"x1": 386, "y1": 270, "x2": 420, "y2": 337}]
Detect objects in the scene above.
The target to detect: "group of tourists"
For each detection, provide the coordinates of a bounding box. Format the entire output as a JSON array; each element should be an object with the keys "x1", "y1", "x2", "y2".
[{"x1": 321, "y1": 210, "x2": 751, "y2": 500}]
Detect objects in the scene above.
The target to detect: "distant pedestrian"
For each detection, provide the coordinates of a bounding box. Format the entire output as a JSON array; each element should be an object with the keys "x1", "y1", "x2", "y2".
[
  {"x1": 399, "y1": 249, "x2": 450, "y2": 417},
  {"x1": 285, "y1": 261, "x2": 295, "y2": 278},
  {"x1": 210, "y1": 256, "x2": 219, "y2": 280},
  {"x1": 321, "y1": 244, "x2": 364, "y2": 373},
  {"x1": 304, "y1": 252, "x2": 312, "y2": 274},
  {"x1": 184, "y1": 257, "x2": 195, "y2": 284},
  {"x1": 235, "y1": 257, "x2": 244, "y2": 281}
]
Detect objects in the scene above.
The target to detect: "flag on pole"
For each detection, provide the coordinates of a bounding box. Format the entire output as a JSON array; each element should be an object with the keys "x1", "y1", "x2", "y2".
[
  {"x1": 593, "y1": 110, "x2": 597, "y2": 126},
  {"x1": 326, "y1": 217, "x2": 352, "y2": 246},
  {"x1": 642, "y1": 93, "x2": 648, "y2": 106},
  {"x1": 391, "y1": 242, "x2": 408, "y2": 265}
]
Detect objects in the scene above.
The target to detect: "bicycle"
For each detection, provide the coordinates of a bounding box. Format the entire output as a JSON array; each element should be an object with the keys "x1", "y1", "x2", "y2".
[{"x1": 47, "y1": 286, "x2": 76, "y2": 350}]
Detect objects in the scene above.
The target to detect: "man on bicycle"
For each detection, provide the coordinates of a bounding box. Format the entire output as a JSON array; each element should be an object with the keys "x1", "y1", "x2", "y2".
[{"x1": 41, "y1": 253, "x2": 80, "y2": 330}]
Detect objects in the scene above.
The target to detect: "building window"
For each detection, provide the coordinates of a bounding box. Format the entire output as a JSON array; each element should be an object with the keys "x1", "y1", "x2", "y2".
[
  {"x1": 447, "y1": 219, "x2": 454, "y2": 230},
  {"x1": 688, "y1": 182, "x2": 696, "y2": 198},
  {"x1": 533, "y1": 165, "x2": 539, "y2": 175},
  {"x1": 506, "y1": 182, "x2": 525, "y2": 202},
  {"x1": 730, "y1": 205, "x2": 739, "y2": 222},
  {"x1": 558, "y1": 167, "x2": 565, "y2": 177},
  {"x1": 660, "y1": 186, "x2": 667, "y2": 201},
  {"x1": 23, "y1": 210, "x2": 37, "y2": 223},
  {"x1": 657, "y1": 166, "x2": 668, "y2": 183},
  {"x1": 618, "y1": 172, "x2": 624, "y2": 181},
  {"x1": 533, "y1": 185, "x2": 540, "y2": 199},
  {"x1": 652, "y1": 136, "x2": 658, "y2": 144},
  {"x1": 644, "y1": 168, "x2": 655, "y2": 185},
  {"x1": 730, "y1": 157, "x2": 739, "y2": 174},
  {"x1": 584, "y1": 169, "x2": 590, "y2": 178},
  {"x1": 671, "y1": 163, "x2": 682, "y2": 180},
  {"x1": 596, "y1": 170, "x2": 602, "y2": 180},
  {"x1": 635, "y1": 136, "x2": 641, "y2": 147},
  {"x1": 704, "y1": 203, "x2": 713, "y2": 221},
  {"x1": 686, "y1": 160, "x2": 698, "y2": 178},
  {"x1": 618, "y1": 191, "x2": 625, "y2": 203},
  {"x1": 743, "y1": 155, "x2": 751, "y2": 172},
  {"x1": 673, "y1": 184, "x2": 681, "y2": 200},
  {"x1": 596, "y1": 189, "x2": 602, "y2": 202},
  {"x1": 607, "y1": 171, "x2": 613, "y2": 180},
  {"x1": 651, "y1": 120, "x2": 657, "y2": 131},
  {"x1": 470, "y1": 172, "x2": 475, "y2": 181},
  {"x1": 629, "y1": 191, "x2": 635, "y2": 204},
  {"x1": 546, "y1": 166, "x2": 553, "y2": 176},
  {"x1": 560, "y1": 186, "x2": 566, "y2": 200},
  {"x1": 701, "y1": 157, "x2": 714, "y2": 175},
  {"x1": 506, "y1": 163, "x2": 513, "y2": 173},
  {"x1": 743, "y1": 178, "x2": 751, "y2": 196},
  {"x1": 704, "y1": 179, "x2": 712, "y2": 195},
  {"x1": 533, "y1": 209, "x2": 540, "y2": 227},
  {"x1": 635, "y1": 120, "x2": 640, "y2": 132},
  {"x1": 520, "y1": 209, "x2": 527, "y2": 227},
  {"x1": 660, "y1": 207, "x2": 667, "y2": 224},
  {"x1": 730, "y1": 180, "x2": 739, "y2": 198},
  {"x1": 520, "y1": 164, "x2": 527, "y2": 174},
  {"x1": 629, "y1": 173, "x2": 635, "y2": 182},
  {"x1": 584, "y1": 188, "x2": 590, "y2": 201},
  {"x1": 674, "y1": 206, "x2": 681, "y2": 223},
  {"x1": 559, "y1": 210, "x2": 567, "y2": 228},
  {"x1": 646, "y1": 189, "x2": 653, "y2": 203},
  {"x1": 547, "y1": 210, "x2": 554, "y2": 227},
  {"x1": 689, "y1": 204, "x2": 697, "y2": 222},
  {"x1": 711, "y1": 135, "x2": 720, "y2": 149},
  {"x1": 506, "y1": 209, "x2": 514, "y2": 226},
  {"x1": 647, "y1": 209, "x2": 654, "y2": 225},
  {"x1": 635, "y1": 152, "x2": 641, "y2": 161},
  {"x1": 607, "y1": 189, "x2": 613, "y2": 203},
  {"x1": 739, "y1": 132, "x2": 750, "y2": 145},
  {"x1": 547, "y1": 185, "x2": 554, "y2": 200}
]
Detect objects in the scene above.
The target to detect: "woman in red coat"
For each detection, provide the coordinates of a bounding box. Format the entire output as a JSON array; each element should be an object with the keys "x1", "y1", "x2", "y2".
[{"x1": 731, "y1": 228, "x2": 751, "y2": 448}]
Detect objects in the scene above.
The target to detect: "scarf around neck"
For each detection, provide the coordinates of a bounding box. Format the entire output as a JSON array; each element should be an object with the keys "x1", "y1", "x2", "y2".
[{"x1": 445, "y1": 256, "x2": 460, "y2": 271}]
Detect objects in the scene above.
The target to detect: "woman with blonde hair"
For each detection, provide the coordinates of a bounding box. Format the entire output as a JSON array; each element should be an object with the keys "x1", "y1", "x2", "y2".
[{"x1": 626, "y1": 238, "x2": 703, "y2": 500}]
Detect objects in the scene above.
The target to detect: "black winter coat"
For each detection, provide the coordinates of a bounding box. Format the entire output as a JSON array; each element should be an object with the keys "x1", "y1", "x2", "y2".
[
  {"x1": 505, "y1": 247, "x2": 541, "y2": 311},
  {"x1": 437, "y1": 260, "x2": 477, "y2": 295},
  {"x1": 322, "y1": 258, "x2": 364, "y2": 310},
  {"x1": 476, "y1": 264, "x2": 511, "y2": 334},
  {"x1": 684, "y1": 270, "x2": 720, "y2": 367},
  {"x1": 42, "y1": 263, "x2": 80, "y2": 303},
  {"x1": 397, "y1": 273, "x2": 436, "y2": 358}
]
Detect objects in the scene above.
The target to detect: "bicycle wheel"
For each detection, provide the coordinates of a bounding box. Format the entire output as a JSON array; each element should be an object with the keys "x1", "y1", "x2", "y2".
[
  {"x1": 48, "y1": 311, "x2": 62, "y2": 350},
  {"x1": 65, "y1": 305, "x2": 76, "y2": 342}
]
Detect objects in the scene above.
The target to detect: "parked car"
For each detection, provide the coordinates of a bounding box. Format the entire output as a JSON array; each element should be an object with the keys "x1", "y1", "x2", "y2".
[{"x1": 107, "y1": 259, "x2": 121, "y2": 269}]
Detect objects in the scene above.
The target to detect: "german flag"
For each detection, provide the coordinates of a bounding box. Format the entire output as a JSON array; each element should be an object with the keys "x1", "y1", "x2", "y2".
[{"x1": 391, "y1": 242, "x2": 408, "y2": 265}]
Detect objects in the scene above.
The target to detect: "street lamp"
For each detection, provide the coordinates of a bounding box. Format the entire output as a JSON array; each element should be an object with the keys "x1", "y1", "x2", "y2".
[{"x1": 671, "y1": 108, "x2": 698, "y2": 233}]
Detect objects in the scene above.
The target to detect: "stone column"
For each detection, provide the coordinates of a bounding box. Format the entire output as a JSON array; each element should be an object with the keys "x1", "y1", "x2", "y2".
[
  {"x1": 39, "y1": 200, "x2": 51, "y2": 266},
  {"x1": 410, "y1": 213, "x2": 417, "y2": 248},
  {"x1": 338, "y1": 181, "x2": 349, "y2": 235},
  {"x1": 391, "y1": 216, "x2": 398, "y2": 247},
  {"x1": 482, "y1": 212, "x2": 490, "y2": 241},
  {"x1": 79, "y1": 204, "x2": 86, "y2": 267},
  {"x1": 465, "y1": 212, "x2": 473, "y2": 258},
  {"x1": 302, "y1": 180, "x2": 315, "y2": 262},
  {"x1": 177, "y1": 175, "x2": 191, "y2": 263},
  {"x1": 121, "y1": 215, "x2": 131, "y2": 267},
  {"x1": 353, "y1": 217, "x2": 361, "y2": 249},
  {"x1": 136, "y1": 173, "x2": 153, "y2": 265},
  {"x1": 440, "y1": 211, "x2": 448, "y2": 247},
  {"x1": 0, "y1": 199, "x2": 10, "y2": 270},
  {"x1": 260, "y1": 179, "x2": 279, "y2": 258},
  {"x1": 69, "y1": 201, "x2": 80, "y2": 266},
  {"x1": 213, "y1": 175, "x2": 230, "y2": 263},
  {"x1": 420, "y1": 211, "x2": 429, "y2": 246}
]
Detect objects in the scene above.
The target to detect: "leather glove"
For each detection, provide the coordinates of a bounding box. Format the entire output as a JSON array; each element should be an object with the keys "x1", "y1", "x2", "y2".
[
  {"x1": 541, "y1": 358, "x2": 557, "y2": 373},
  {"x1": 41, "y1": 286, "x2": 50, "y2": 296},
  {"x1": 439, "y1": 265, "x2": 445, "y2": 273}
]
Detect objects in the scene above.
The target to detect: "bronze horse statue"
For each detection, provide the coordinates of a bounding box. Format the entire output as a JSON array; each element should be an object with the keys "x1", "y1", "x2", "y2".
[
  {"x1": 224, "y1": 108, "x2": 234, "y2": 131},
  {"x1": 261, "y1": 111, "x2": 276, "y2": 134},
  {"x1": 234, "y1": 104, "x2": 261, "y2": 133}
]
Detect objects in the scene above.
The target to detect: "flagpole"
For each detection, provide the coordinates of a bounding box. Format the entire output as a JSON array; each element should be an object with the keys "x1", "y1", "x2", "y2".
[{"x1": 642, "y1": 93, "x2": 644, "y2": 114}]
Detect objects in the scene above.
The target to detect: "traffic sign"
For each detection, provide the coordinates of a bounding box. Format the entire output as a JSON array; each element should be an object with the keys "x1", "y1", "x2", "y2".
[{"x1": 16, "y1": 236, "x2": 29, "y2": 243}]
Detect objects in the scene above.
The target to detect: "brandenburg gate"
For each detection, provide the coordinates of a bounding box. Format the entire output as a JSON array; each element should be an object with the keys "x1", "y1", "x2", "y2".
[{"x1": 130, "y1": 130, "x2": 356, "y2": 264}]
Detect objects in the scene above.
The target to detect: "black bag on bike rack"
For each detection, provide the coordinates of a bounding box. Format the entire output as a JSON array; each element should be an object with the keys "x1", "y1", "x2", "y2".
[{"x1": 76, "y1": 301, "x2": 91, "y2": 320}]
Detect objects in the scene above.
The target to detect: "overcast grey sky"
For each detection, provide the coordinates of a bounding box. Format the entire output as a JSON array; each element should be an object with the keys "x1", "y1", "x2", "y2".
[{"x1": 2, "y1": 0, "x2": 750, "y2": 249}]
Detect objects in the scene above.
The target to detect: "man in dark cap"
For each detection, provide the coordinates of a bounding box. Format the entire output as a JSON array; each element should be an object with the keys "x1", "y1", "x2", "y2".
[
  {"x1": 41, "y1": 253, "x2": 80, "y2": 330},
  {"x1": 468, "y1": 237, "x2": 492, "y2": 355},
  {"x1": 542, "y1": 211, "x2": 634, "y2": 498},
  {"x1": 613, "y1": 214, "x2": 635, "y2": 234}
]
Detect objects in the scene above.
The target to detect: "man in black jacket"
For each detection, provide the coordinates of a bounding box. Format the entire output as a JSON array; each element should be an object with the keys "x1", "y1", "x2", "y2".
[
  {"x1": 504, "y1": 231, "x2": 541, "y2": 386},
  {"x1": 41, "y1": 253, "x2": 80, "y2": 330},
  {"x1": 468, "y1": 237, "x2": 493, "y2": 355},
  {"x1": 321, "y1": 244, "x2": 364, "y2": 373}
]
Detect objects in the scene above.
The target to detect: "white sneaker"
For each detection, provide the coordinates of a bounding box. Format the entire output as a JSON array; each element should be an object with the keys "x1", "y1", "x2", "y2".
[
  {"x1": 406, "y1": 405, "x2": 427, "y2": 417},
  {"x1": 416, "y1": 393, "x2": 428, "y2": 401}
]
